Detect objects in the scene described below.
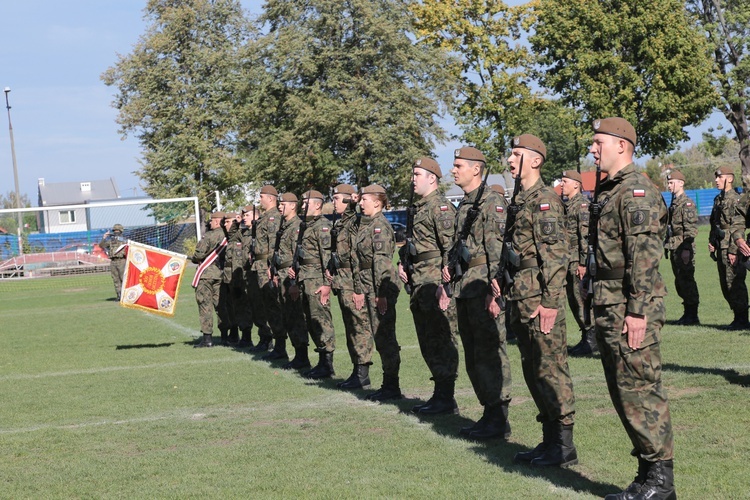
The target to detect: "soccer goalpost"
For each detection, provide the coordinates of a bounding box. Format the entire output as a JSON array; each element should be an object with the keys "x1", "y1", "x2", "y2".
[{"x1": 0, "y1": 197, "x2": 201, "y2": 290}]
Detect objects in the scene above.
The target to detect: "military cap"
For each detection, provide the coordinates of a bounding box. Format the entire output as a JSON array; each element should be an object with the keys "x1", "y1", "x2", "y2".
[
  {"x1": 333, "y1": 184, "x2": 355, "y2": 195},
  {"x1": 593, "y1": 117, "x2": 637, "y2": 147},
  {"x1": 666, "y1": 170, "x2": 685, "y2": 182},
  {"x1": 241, "y1": 205, "x2": 255, "y2": 213},
  {"x1": 278, "y1": 192, "x2": 298, "y2": 203},
  {"x1": 715, "y1": 166, "x2": 735, "y2": 177},
  {"x1": 259, "y1": 185, "x2": 278, "y2": 196},
  {"x1": 414, "y1": 157, "x2": 442, "y2": 178},
  {"x1": 361, "y1": 184, "x2": 386, "y2": 195},
  {"x1": 210, "y1": 211, "x2": 225, "y2": 220},
  {"x1": 562, "y1": 170, "x2": 583, "y2": 184},
  {"x1": 454, "y1": 146, "x2": 486, "y2": 163},
  {"x1": 224, "y1": 212, "x2": 238, "y2": 219},
  {"x1": 490, "y1": 184, "x2": 505, "y2": 196},
  {"x1": 112, "y1": 223, "x2": 124, "y2": 232},
  {"x1": 512, "y1": 134, "x2": 547, "y2": 160},
  {"x1": 301, "y1": 189, "x2": 325, "y2": 200}
]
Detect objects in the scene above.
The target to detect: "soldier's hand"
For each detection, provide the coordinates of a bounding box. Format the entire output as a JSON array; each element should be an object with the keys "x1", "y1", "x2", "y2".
[
  {"x1": 738, "y1": 239, "x2": 750, "y2": 257},
  {"x1": 577, "y1": 264, "x2": 586, "y2": 280},
  {"x1": 681, "y1": 249, "x2": 691, "y2": 265},
  {"x1": 530, "y1": 304, "x2": 558, "y2": 334},
  {"x1": 353, "y1": 293, "x2": 365, "y2": 310},
  {"x1": 436, "y1": 284, "x2": 451, "y2": 311},
  {"x1": 729, "y1": 253, "x2": 737, "y2": 266},
  {"x1": 397, "y1": 263, "x2": 408, "y2": 284},
  {"x1": 623, "y1": 313, "x2": 647, "y2": 350},
  {"x1": 289, "y1": 284, "x2": 301, "y2": 301},
  {"x1": 376, "y1": 296, "x2": 388, "y2": 315},
  {"x1": 324, "y1": 269, "x2": 334, "y2": 284},
  {"x1": 490, "y1": 278, "x2": 501, "y2": 298},
  {"x1": 708, "y1": 243, "x2": 715, "y2": 253},
  {"x1": 316, "y1": 285, "x2": 331, "y2": 306},
  {"x1": 485, "y1": 294, "x2": 500, "y2": 319},
  {"x1": 288, "y1": 267, "x2": 296, "y2": 280},
  {"x1": 272, "y1": 275, "x2": 279, "y2": 288},
  {"x1": 441, "y1": 266, "x2": 451, "y2": 284}
]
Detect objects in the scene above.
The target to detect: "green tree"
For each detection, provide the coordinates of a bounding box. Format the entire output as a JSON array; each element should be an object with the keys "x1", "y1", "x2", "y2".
[
  {"x1": 0, "y1": 191, "x2": 37, "y2": 234},
  {"x1": 240, "y1": 0, "x2": 453, "y2": 202},
  {"x1": 102, "y1": 0, "x2": 252, "y2": 212},
  {"x1": 687, "y1": 0, "x2": 750, "y2": 186},
  {"x1": 531, "y1": 0, "x2": 718, "y2": 157}
]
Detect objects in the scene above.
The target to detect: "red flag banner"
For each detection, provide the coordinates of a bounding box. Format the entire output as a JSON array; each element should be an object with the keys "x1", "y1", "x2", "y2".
[{"x1": 120, "y1": 241, "x2": 187, "y2": 317}]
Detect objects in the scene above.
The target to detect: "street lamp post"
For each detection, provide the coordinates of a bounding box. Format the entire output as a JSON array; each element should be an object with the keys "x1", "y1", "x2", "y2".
[{"x1": 4, "y1": 87, "x2": 24, "y2": 256}]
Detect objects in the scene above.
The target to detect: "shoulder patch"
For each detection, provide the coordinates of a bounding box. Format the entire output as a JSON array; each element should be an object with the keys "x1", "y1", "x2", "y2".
[
  {"x1": 539, "y1": 203, "x2": 550, "y2": 211},
  {"x1": 322, "y1": 227, "x2": 329, "y2": 232},
  {"x1": 581, "y1": 203, "x2": 588, "y2": 209},
  {"x1": 440, "y1": 205, "x2": 449, "y2": 211},
  {"x1": 633, "y1": 189, "x2": 645, "y2": 197},
  {"x1": 374, "y1": 227, "x2": 381, "y2": 234},
  {"x1": 269, "y1": 217, "x2": 275, "y2": 222},
  {"x1": 496, "y1": 205, "x2": 504, "y2": 213},
  {"x1": 686, "y1": 202, "x2": 693, "y2": 207}
]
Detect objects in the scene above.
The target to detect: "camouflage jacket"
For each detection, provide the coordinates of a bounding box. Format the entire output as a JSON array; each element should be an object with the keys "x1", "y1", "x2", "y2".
[
  {"x1": 222, "y1": 220, "x2": 245, "y2": 284},
  {"x1": 352, "y1": 211, "x2": 400, "y2": 298},
  {"x1": 331, "y1": 203, "x2": 359, "y2": 291},
  {"x1": 251, "y1": 206, "x2": 282, "y2": 271},
  {"x1": 191, "y1": 227, "x2": 226, "y2": 281},
  {"x1": 506, "y1": 178, "x2": 568, "y2": 308},
  {"x1": 665, "y1": 192, "x2": 698, "y2": 252},
  {"x1": 593, "y1": 163, "x2": 667, "y2": 314},
  {"x1": 564, "y1": 191, "x2": 589, "y2": 265},
  {"x1": 452, "y1": 185, "x2": 506, "y2": 299},
  {"x1": 709, "y1": 188, "x2": 739, "y2": 252},
  {"x1": 99, "y1": 234, "x2": 129, "y2": 260},
  {"x1": 298, "y1": 214, "x2": 332, "y2": 286},
  {"x1": 730, "y1": 191, "x2": 750, "y2": 248},
  {"x1": 276, "y1": 216, "x2": 302, "y2": 270},
  {"x1": 411, "y1": 189, "x2": 456, "y2": 286}
]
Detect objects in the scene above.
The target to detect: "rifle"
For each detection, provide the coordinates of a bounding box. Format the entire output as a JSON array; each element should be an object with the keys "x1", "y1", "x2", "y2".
[
  {"x1": 327, "y1": 201, "x2": 341, "y2": 277},
  {"x1": 665, "y1": 191, "x2": 675, "y2": 259},
  {"x1": 269, "y1": 215, "x2": 285, "y2": 283},
  {"x1": 708, "y1": 179, "x2": 727, "y2": 262},
  {"x1": 289, "y1": 194, "x2": 311, "y2": 287},
  {"x1": 398, "y1": 181, "x2": 417, "y2": 294},
  {"x1": 494, "y1": 156, "x2": 524, "y2": 309},
  {"x1": 249, "y1": 205, "x2": 258, "y2": 264},
  {"x1": 582, "y1": 163, "x2": 603, "y2": 327},
  {"x1": 446, "y1": 163, "x2": 491, "y2": 291}
]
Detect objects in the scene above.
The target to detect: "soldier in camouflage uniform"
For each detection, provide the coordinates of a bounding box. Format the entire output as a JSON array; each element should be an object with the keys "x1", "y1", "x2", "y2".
[
  {"x1": 398, "y1": 157, "x2": 459, "y2": 416},
  {"x1": 99, "y1": 223, "x2": 128, "y2": 300},
  {"x1": 441, "y1": 146, "x2": 512, "y2": 440},
  {"x1": 352, "y1": 184, "x2": 402, "y2": 401},
  {"x1": 496, "y1": 135, "x2": 577, "y2": 467},
  {"x1": 271, "y1": 193, "x2": 307, "y2": 364},
  {"x1": 327, "y1": 185, "x2": 373, "y2": 390},
  {"x1": 237, "y1": 206, "x2": 259, "y2": 347},
  {"x1": 588, "y1": 118, "x2": 675, "y2": 500},
  {"x1": 250, "y1": 185, "x2": 284, "y2": 356},
  {"x1": 288, "y1": 190, "x2": 336, "y2": 378},
  {"x1": 709, "y1": 166, "x2": 750, "y2": 329},
  {"x1": 665, "y1": 170, "x2": 700, "y2": 325},
  {"x1": 191, "y1": 212, "x2": 229, "y2": 348},
  {"x1": 218, "y1": 213, "x2": 241, "y2": 345},
  {"x1": 559, "y1": 171, "x2": 597, "y2": 357}
]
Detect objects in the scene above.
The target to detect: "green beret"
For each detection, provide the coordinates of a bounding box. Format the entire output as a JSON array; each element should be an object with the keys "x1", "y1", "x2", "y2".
[
  {"x1": 454, "y1": 146, "x2": 486, "y2": 163},
  {"x1": 414, "y1": 157, "x2": 442, "y2": 178},
  {"x1": 512, "y1": 134, "x2": 547, "y2": 161},
  {"x1": 593, "y1": 117, "x2": 637, "y2": 147}
]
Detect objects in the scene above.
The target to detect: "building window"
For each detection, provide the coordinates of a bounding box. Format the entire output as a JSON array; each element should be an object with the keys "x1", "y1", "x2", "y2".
[{"x1": 59, "y1": 210, "x2": 76, "y2": 224}]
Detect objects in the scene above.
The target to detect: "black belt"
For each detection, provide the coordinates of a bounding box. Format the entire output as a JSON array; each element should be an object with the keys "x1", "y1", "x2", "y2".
[
  {"x1": 359, "y1": 259, "x2": 373, "y2": 270},
  {"x1": 414, "y1": 250, "x2": 441, "y2": 263},
  {"x1": 300, "y1": 258, "x2": 318, "y2": 265},
  {"x1": 468, "y1": 256, "x2": 486, "y2": 268},
  {"x1": 519, "y1": 258, "x2": 537, "y2": 270},
  {"x1": 596, "y1": 268, "x2": 625, "y2": 280}
]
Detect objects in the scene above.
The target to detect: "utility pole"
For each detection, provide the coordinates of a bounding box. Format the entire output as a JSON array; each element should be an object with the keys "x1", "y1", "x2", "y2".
[{"x1": 4, "y1": 87, "x2": 23, "y2": 256}]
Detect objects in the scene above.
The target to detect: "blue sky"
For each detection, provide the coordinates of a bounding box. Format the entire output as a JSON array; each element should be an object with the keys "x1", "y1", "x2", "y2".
[{"x1": 0, "y1": 1, "x2": 723, "y2": 206}]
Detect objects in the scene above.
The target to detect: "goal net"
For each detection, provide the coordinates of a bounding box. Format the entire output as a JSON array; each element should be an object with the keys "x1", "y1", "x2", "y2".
[{"x1": 0, "y1": 197, "x2": 201, "y2": 292}]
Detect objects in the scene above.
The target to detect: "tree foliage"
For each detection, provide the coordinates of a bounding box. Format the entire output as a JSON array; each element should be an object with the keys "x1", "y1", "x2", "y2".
[
  {"x1": 531, "y1": 0, "x2": 718, "y2": 157},
  {"x1": 687, "y1": 0, "x2": 750, "y2": 186},
  {"x1": 239, "y1": 0, "x2": 453, "y2": 202},
  {"x1": 102, "y1": 0, "x2": 252, "y2": 212}
]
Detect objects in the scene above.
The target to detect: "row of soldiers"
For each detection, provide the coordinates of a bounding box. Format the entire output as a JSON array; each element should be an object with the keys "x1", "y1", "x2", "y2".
[{"x1": 190, "y1": 117, "x2": 675, "y2": 500}]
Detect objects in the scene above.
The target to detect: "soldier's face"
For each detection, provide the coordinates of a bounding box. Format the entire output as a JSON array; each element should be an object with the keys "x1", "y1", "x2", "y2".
[
  {"x1": 560, "y1": 177, "x2": 577, "y2": 197},
  {"x1": 242, "y1": 212, "x2": 253, "y2": 225},
  {"x1": 359, "y1": 194, "x2": 380, "y2": 216},
  {"x1": 715, "y1": 174, "x2": 732, "y2": 190},
  {"x1": 332, "y1": 194, "x2": 348, "y2": 214},
  {"x1": 506, "y1": 148, "x2": 527, "y2": 179},
  {"x1": 280, "y1": 201, "x2": 297, "y2": 219},
  {"x1": 451, "y1": 159, "x2": 477, "y2": 188},
  {"x1": 209, "y1": 218, "x2": 222, "y2": 229},
  {"x1": 412, "y1": 167, "x2": 433, "y2": 196},
  {"x1": 590, "y1": 133, "x2": 624, "y2": 172},
  {"x1": 259, "y1": 193, "x2": 276, "y2": 210},
  {"x1": 667, "y1": 179, "x2": 683, "y2": 194}
]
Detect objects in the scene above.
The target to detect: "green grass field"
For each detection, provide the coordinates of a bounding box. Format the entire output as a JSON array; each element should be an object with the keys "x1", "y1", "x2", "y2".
[{"x1": 2, "y1": 225, "x2": 749, "y2": 499}]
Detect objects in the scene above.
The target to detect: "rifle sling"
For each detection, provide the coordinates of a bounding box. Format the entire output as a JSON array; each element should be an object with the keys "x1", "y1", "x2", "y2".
[
  {"x1": 414, "y1": 250, "x2": 441, "y2": 263},
  {"x1": 518, "y1": 258, "x2": 538, "y2": 270},
  {"x1": 277, "y1": 260, "x2": 293, "y2": 269},
  {"x1": 595, "y1": 267, "x2": 625, "y2": 280},
  {"x1": 254, "y1": 252, "x2": 270, "y2": 261},
  {"x1": 299, "y1": 258, "x2": 318, "y2": 265},
  {"x1": 468, "y1": 256, "x2": 486, "y2": 268}
]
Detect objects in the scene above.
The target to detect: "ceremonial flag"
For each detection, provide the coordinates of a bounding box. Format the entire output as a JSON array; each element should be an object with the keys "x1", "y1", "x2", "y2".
[{"x1": 120, "y1": 241, "x2": 187, "y2": 317}]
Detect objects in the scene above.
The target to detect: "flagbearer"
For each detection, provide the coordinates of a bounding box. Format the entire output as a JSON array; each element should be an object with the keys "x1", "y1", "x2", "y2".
[
  {"x1": 191, "y1": 212, "x2": 229, "y2": 348},
  {"x1": 100, "y1": 223, "x2": 128, "y2": 300}
]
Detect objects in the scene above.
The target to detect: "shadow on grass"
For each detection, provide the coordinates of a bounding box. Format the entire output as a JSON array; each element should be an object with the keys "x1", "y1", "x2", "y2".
[
  {"x1": 664, "y1": 362, "x2": 750, "y2": 387},
  {"x1": 116, "y1": 342, "x2": 174, "y2": 350}
]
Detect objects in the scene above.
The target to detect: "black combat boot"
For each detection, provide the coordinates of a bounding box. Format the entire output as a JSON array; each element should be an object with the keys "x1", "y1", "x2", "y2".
[
  {"x1": 674, "y1": 305, "x2": 689, "y2": 325},
  {"x1": 604, "y1": 457, "x2": 651, "y2": 500},
  {"x1": 468, "y1": 402, "x2": 511, "y2": 440},
  {"x1": 569, "y1": 327, "x2": 598, "y2": 356},
  {"x1": 412, "y1": 381, "x2": 438, "y2": 413},
  {"x1": 338, "y1": 364, "x2": 371, "y2": 389},
  {"x1": 194, "y1": 334, "x2": 213, "y2": 348},
  {"x1": 282, "y1": 346, "x2": 311, "y2": 370},
  {"x1": 249, "y1": 336, "x2": 272, "y2": 352},
  {"x1": 262, "y1": 338, "x2": 288, "y2": 361},
  {"x1": 416, "y1": 379, "x2": 459, "y2": 416},
  {"x1": 219, "y1": 328, "x2": 229, "y2": 346},
  {"x1": 365, "y1": 374, "x2": 402, "y2": 401},
  {"x1": 530, "y1": 422, "x2": 578, "y2": 468},
  {"x1": 683, "y1": 304, "x2": 700, "y2": 325},
  {"x1": 305, "y1": 351, "x2": 334, "y2": 379},
  {"x1": 227, "y1": 326, "x2": 240, "y2": 346},
  {"x1": 514, "y1": 420, "x2": 554, "y2": 463},
  {"x1": 727, "y1": 308, "x2": 750, "y2": 330},
  {"x1": 237, "y1": 329, "x2": 254, "y2": 348},
  {"x1": 459, "y1": 407, "x2": 491, "y2": 437}
]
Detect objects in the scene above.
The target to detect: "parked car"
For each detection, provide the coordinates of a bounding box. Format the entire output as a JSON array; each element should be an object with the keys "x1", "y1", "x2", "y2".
[{"x1": 390, "y1": 222, "x2": 407, "y2": 243}]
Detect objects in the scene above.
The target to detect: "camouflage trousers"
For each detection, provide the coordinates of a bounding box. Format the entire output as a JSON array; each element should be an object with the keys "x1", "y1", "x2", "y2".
[
  {"x1": 669, "y1": 247, "x2": 699, "y2": 307},
  {"x1": 110, "y1": 258, "x2": 126, "y2": 299},
  {"x1": 277, "y1": 270, "x2": 307, "y2": 348},
  {"x1": 456, "y1": 295, "x2": 512, "y2": 408},
  {"x1": 565, "y1": 262, "x2": 589, "y2": 332},
  {"x1": 364, "y1": 289, "x2": 401, "y2": 378},
  {"x1": 195, "y1": 277, "x2": 226, "y2": 335},
  {"x1": 221, "y1": 281, "x2": 253, "y2": 330},
  {"x1": 717, "y1": 248, "x2": 747, "y2": 312},
  {"x1": 337, "y1": 289, "x2": 373, "y2": 365},
  {"x1": 246, "y1": 269, "x2": 272, "y2": 338},
  {"x1": 510, "y1": 296, "x2": 575, "y2": 425},
  {"x1": 302, "y1": 279, "x2": 335, "y2": 353},
  {"x1": 594, "y1": 300, "x2": 674, "y2": 461},
  {"x1": 256, "y1": 264, "x2": 285, "y2": 342},
  {"x1": 410, "y1": 283, "x2": 459, "y2": 383}
]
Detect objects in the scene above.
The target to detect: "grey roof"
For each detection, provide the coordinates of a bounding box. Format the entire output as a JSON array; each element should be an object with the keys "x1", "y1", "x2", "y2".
[
  {"x1": 443, "y1": 173, "x2": 510, "y2": 201},
  {"x1": 38, "y1": 178, "x2": 120, "y2": 206}
]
